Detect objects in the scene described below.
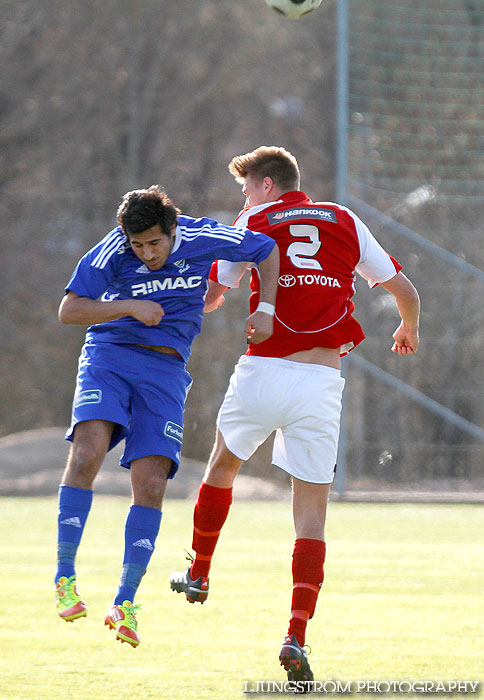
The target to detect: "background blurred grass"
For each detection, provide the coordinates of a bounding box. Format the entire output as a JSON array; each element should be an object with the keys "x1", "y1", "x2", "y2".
[{"x1": 1, "y1": 497, "x2": 483, "y2": 699}]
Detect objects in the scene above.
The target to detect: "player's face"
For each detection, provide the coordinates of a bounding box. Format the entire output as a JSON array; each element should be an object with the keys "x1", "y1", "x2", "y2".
[
  {"x1": 129, "y1": 224, "x2": 176, "y2": 270},
  {"x1": 242, "y1": 174, "x2": 274, "y2": 208}
]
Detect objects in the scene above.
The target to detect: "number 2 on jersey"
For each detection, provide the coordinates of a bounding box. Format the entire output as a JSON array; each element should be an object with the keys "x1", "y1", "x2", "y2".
[{"x1": 286, "y1": 224, "x2": 323, "y2": 270}]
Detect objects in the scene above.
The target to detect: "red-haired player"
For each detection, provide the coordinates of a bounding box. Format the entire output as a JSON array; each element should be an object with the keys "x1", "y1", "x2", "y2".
[{"x1": 170, "y1": 146, "x2": 419, "y2": 688}]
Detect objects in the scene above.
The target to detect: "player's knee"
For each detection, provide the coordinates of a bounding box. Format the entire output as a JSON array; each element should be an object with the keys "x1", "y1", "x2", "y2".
[
  {"x1": 69, "y1": 442, "x2": 105, "y2": 475},
  {"x1": 207, "y1": 453, "x2": 241, "y2": 476},
  {"x1": 133, "y1": 472, "x2": 167, "y2": 507},
  {"x1": 208, "y1": 441, "x2": 241, "y2": 472},
  {"x1": 146, "y1": 471, "x2": 167, "y2": 495},
  {"x1": 294, "y1": 508, "x2": 327, "y2": 539}
]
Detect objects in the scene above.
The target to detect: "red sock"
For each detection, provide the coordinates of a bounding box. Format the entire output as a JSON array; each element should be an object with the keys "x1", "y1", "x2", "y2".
[
  {"x1": 287, "y1": 538, "x2": 326, "y2": 647},
  {"x1": 190, "y1": 482, "x2": 232, "y2": 580}
]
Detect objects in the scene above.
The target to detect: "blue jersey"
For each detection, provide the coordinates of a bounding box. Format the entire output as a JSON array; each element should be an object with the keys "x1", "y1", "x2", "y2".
[{"x1": 65, "y1": 215, "x2": 275, "y2": 362}]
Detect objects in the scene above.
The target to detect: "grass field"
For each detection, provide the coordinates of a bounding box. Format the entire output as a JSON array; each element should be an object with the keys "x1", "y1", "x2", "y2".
[{"x1": 1, "y1": 497, "x2": 483, "y2": 700}]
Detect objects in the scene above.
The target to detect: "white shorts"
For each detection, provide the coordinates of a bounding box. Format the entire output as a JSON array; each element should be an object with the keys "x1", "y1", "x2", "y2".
[{"x1": 217, "y1": 355, "x2": 345, "y2": 484}]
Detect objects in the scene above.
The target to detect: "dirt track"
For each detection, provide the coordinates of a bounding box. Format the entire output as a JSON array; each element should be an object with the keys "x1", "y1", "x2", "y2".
[{"x1": 0, "y1": 428, "x2": 288, "y2": 500}]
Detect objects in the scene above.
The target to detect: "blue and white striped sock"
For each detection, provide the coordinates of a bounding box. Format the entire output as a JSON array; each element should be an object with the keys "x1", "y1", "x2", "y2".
[
  {"x1": 114, "y1": 504, "x2": 162, "y2": 605},
  {"x1": 56, "y1": 485, "x2": 93, "y2": 582}
]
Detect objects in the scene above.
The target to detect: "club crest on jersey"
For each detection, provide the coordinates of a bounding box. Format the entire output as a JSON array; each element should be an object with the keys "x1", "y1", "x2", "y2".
[
  {"x1": 173, "y1": 259, "x2": 190, "y2": 274},
  {"x1": 267, "y1": 207, "x2": 337, "y2": 225}
]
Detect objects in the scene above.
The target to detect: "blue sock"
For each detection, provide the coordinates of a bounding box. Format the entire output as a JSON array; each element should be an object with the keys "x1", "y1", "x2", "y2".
[
  {"x1": 114, "y1": 505, "x2": 162, "y2": 605},
  {"x1": 56, "y1": 485, "x2": 93, "y2": 583}
]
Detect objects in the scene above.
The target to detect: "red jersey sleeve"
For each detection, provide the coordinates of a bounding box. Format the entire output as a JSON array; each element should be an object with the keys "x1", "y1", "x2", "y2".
[{"x1": 209, "y1": 261, "x2": 219, "y2": 282}]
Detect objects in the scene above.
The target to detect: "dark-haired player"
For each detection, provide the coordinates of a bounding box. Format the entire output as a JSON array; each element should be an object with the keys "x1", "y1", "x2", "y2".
[
  {"x1": 54, "y1": 185, "x2": 279, "y2": 646},
  {"x1": 170, "y1": 147, "x2": 419, "y2": 687}
]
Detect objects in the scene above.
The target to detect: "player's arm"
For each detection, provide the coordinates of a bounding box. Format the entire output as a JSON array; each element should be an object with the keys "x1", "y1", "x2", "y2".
[
  {"x1": 204, "y1": 279, "x2": 228, "y2": 313},
  {"x1": 58, "y1": 290, "x2": 164, "y2": 327},
  {"x1": 203, "y1": 259, "x2": 247, "y2": 313},
  {"x1": 380, "y1": 272, "x2": 420, "y2": 355},
  {"x1": 352, "y1": 210, "x2": 419, "y2": 355},
  {"x1": 198, "y1": 219, "x2": 279, "y2": 339},
  {"x1": 244, "y1": 244, "x2": 280, "y2": 344},
  {"x1": 59, "y1": 229, "x2": 164, "y2": 327}
]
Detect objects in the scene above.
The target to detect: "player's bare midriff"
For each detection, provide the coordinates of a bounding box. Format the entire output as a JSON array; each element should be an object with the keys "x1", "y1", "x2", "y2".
[
  {"x1": 137, "y1": 344, "x2": 182, "y2": 358},
  {"x1": 283, "y1": 346, "x2": 341, "y2": 370}
]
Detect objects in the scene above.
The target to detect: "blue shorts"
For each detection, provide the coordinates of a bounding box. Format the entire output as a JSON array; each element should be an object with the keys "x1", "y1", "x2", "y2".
[{"x1": 65, "y1": 342, "x2": 192, "y2": 477}]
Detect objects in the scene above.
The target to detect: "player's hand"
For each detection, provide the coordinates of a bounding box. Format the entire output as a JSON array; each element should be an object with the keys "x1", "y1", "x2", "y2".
[
  {"x1": 204, "y1": 280, "x2": 228, "y2": 313},
  {"x1": 127, "y1": 300, "x2": 165, "y2": 326},
  {"x1": 204, "y1": 295, "x2": 225, "y2": 313},
  {"x1": 244, "y1": 310, "x2": 274, "y2": 344},
  {"x1": 391, "y1": 322, "x2": 419, "y2": 355}
]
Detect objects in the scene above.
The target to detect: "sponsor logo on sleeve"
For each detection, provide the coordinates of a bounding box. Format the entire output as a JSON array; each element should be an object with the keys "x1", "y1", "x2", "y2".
[
  {"x1": 101, "y1": 292, "x2": 120, "y2": 301},
  {"x1": 164, "y1": 421, "x2": 183, "y2": 443},
  {"x1": 74, "y1": 389, "x2": 102, "y2": 407},
  {"x1": 267, "y1": 207, "x2": 337, "y2": 225}
]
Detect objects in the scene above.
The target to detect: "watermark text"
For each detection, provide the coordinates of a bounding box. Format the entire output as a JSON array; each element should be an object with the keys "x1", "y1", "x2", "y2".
[{"x1": 242, "y1": 680, "x2": 481, "y2": 695}]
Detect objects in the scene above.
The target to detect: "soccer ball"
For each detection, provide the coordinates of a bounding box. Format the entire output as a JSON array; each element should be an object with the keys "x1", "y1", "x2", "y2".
[{"x1": 265, "y1": 0, "x2": 323, "y2": 20}]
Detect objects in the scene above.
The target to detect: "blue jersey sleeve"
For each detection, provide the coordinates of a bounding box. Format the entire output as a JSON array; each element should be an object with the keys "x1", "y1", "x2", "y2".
[
  {"x1": 173, "y1": 217, "x2": 275, "y2": 266},
  {"x1": 65, "y1": 228, "x2": 127, "y2": 299}
]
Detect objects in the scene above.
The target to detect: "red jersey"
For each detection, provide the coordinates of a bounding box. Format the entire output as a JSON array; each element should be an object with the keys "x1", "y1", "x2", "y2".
[{"x1": 210, "y1": 191, "x2": 401, "y2": 357}]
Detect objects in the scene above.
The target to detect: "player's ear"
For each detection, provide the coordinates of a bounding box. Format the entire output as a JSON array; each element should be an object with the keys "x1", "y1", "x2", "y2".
[{"x1": 263, "y1": 176, "x2": 274, "y2": 193}]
